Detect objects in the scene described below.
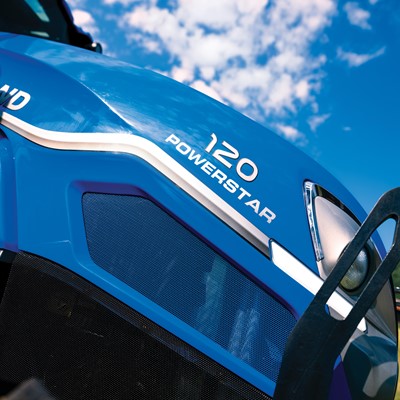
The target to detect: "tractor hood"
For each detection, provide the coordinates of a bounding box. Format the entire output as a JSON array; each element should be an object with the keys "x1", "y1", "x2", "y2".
[{"x1": 0, "y1": 32, "x2": 372, "y2": 269}]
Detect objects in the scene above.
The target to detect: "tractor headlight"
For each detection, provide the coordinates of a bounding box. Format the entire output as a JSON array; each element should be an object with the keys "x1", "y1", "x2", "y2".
[
  {"x1": 340, "y1": 247, "x2": 369, "y2": 291},
  {"x1": 305, "y1": 182, "x2": 371, "y2": 293},
  {"x1": 303, "y1": 182, "x2": 398, "y2": 399}
]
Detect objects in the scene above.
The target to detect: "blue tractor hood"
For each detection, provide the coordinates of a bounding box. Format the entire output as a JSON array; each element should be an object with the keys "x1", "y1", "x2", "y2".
[
  {"x1": 0, "y1": 32, "x2": 372, "y2": 269},
  {"x1": 0, "y1": 32, "x2": 397, "y2": 400}
]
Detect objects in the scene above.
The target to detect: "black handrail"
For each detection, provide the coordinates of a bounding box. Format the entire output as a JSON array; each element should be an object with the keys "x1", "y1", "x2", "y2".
[{"x1": 274, "y1": 187, "x2": 400, "y2": 400}]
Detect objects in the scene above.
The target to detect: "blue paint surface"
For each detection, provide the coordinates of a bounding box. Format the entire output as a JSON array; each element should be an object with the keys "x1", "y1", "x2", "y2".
[{"x1": 0, "y1": 33, "x2": 395, "y2": 397}]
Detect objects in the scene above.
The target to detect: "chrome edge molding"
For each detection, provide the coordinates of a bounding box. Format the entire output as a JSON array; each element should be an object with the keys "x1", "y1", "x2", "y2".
[
  {"x1": 304, "y1": 181, "x2": 324, "y2": 261},
  {"x1": 0, "y1": 111, "x2": 271, "y2": 257}
]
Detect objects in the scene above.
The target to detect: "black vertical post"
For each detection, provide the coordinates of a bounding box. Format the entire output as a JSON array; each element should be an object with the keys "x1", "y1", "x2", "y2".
[{"x1": 274, "y1": 188, "x2": 400, "y2": 400}]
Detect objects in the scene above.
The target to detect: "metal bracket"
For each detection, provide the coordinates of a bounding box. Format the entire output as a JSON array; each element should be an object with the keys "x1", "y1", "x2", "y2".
[{"x1": 274, "y1": 188, "x2": 400, "y2": 400}]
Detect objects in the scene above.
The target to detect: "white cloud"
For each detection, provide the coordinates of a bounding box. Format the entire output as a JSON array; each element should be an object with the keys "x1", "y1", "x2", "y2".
[
  {"x1": 118, "y1": 0, "x2": 337, "y2": 141},
  {"x1": 190, "y1": 80, "x2": 225, "y2": 103},
  {"x1": 66, "y1": 0, "x2": 81, "y2": 6},
  {"x1": 71, "y1": 8, "x2": 113, "y2": 54},
  {"x1": 344, "y1": 2, "x2": 371, "y2": 29},
  {"x1": 170, "y1": 66, "x2": 194, "y2": 83},
  {"x1": 103, "y1": 0, "x2": 140, "y2": 5},
  {"x1": 72, "y1": 9, "x2": 99, "y2": 35},
  {"x1": 369, "y1": 0, "x2": 379, "y2": 4},
  {"x1": 275, "y1": 123, "x2": 305, "y2": 142},
  {"x1": 308, "y1": 113, "x2": 331, "y2": 132},
  {"x1": 295, "y1": 80, "x2": 311, "y2": 102},
  {"x1": 337, "y1": 47, "x2": 386, "y2": 67},
  {"x1": 67, "y1": 0, "x2": 78, "y2": 8}
]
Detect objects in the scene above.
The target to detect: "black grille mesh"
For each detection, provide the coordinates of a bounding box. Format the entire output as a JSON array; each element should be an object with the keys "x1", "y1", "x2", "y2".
[
  {"x1": 82, "y1": 193, "x2": 296, "y2": 382},
  {"x1": 0, "y1": 252, "x2": 271, "y2": 400}
]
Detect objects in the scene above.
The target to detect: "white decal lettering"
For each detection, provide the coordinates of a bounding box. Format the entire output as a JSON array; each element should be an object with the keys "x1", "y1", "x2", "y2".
[
  {"x1": 7, "y1": 91, "x2": 31, "y2": 111},
  {"x1": 223, "y1": 179, "x2": 239, "y2": 194},
  {"x1": 211, "y1": 169, "x2": 227, "y2": 184},
  {"x1": 259, "y1": 207, "x2": 276, "y2": 224},
  {"x1": 245, "y1": 199, "x2": 260, "y2": 214},
  {"x1": 165, "y1": 134, "x2": 180, "y2": 145},
  {"x1": 165, "y1": 133, "x2": 277, "y2": 224},
  {"x1": 238, "y1": 188, "x2": 251, "y2": 200},
  {"x1": 205, "y1": 133, "x2": 258, "y2": 182},
  {"x1": 237, "y1": 157, "x2": 258, "y2": 182},
  {"x1": 201, "y1": 161, "x2": 217, "y2": 175},
  {"x1": 0, "y1": 85, "x2": 31, "y2": 110},
  {"x1": 188, "y1": 150, "x2": 207, "y2": 166},
  {"x1": 176, "y1": 142, "x2": 191, "y2": 155}
]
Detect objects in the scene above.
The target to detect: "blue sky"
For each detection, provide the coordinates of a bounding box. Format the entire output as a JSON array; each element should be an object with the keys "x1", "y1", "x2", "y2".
[{"x1": 69, "y1": 0, "x2": 399, "y2": 249}]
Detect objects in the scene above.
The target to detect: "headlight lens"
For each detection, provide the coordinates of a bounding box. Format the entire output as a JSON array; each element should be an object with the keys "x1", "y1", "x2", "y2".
[
  {"x1": 340, "y1": 247, "x2": 369, "y2": 291},
  {"x1": 305, "y1": 182, "x2": 370, "y2": 293},
  {"x1": 304, "y1": 181, "x2": 397, "y2": 370}
]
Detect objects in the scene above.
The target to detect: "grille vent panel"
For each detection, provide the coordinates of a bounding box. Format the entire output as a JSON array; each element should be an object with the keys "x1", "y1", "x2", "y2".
[{"x1": 83, "y1": 193, "x2": 297, "y2": 383}]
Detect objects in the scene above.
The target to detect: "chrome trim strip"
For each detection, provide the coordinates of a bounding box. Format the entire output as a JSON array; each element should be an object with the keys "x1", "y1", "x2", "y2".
[
  {"x1": 270, "y1": 241, "x2": 367, "y2": 332},
  {"x1": 304, "y1": 181, "x2": 324, "y2": 261},
  {"x1": 0, "y1": 111, "x2": 270, "y2": 257}
]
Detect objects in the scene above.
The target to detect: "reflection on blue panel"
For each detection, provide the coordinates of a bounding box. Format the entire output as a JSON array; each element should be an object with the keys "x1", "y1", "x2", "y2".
[{"x1": 83, "y1": 193, "x2": 296, "y2": 382}]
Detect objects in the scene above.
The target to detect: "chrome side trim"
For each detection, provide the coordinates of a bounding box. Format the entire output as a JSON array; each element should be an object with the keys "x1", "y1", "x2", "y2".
[
  {"x1": 270, "y1": 241, "x2": 366, "y2": 332},
  {"x1": 0, "y1": 111, "x2": 270, "y2": 257},
  {"x1": 304, "y1": 181, "x2": 324, "y2": 261}
]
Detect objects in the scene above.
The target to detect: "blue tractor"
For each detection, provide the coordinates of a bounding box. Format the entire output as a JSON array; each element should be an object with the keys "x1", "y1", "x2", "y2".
[{"x1": 0, "y1": 1, "x2": 399, "y2": 399}]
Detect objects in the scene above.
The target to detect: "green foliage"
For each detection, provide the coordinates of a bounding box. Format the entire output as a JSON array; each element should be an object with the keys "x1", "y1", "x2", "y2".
[
  {"x1": 392, "y1": 264, "x2": 400, "y2": 293},
  {"x1": 396, "y1": 324, "x2": 400, "y2": 400}
]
